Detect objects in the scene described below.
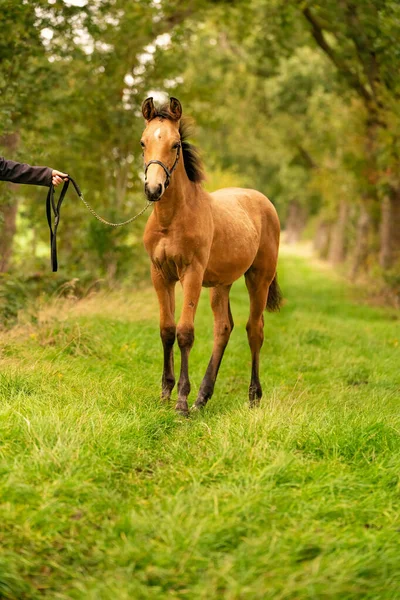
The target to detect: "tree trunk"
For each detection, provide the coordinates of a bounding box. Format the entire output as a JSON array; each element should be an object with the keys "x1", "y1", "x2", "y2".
[
  {"x1": 313, "y1": 219, "x2": 331, "y2": 259},
  {"x1": 0, "y1": 132, "x2": 20, "y2": 273},
  {"x1": 348, "y1": 112, "x2": 380, "y2": 280},
  {"x1": 284, "y1": 200, "x2": 306, "y2": 244},
  {"x1": 328, "y1": 200, "x2": 349, "y2": 265},
  {"x1": 105, "y1": 251, "x2": 117, "y2": 282},
  {"x1": 350, "y1": 204, "x2": 371, "y2": 280},
  {"x1": 0, "y1": 200, "x2": 18, "y2": 272},
  {"x1": 379, "y1": 186, "x2": 400, "y2": 269},
  {"x1": 115, "y1": 163, "x2": 128, "y2": 210}
]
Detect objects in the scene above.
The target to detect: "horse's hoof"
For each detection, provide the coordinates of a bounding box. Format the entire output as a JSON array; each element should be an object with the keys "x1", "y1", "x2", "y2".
[
  {"x1": 191, "y1": 399, "x2": 207, "y2": 412},
  {"x1": 249, "y1": 398, "x2": 261, "y2": 409},
  {"x1": 190, "y1": 404, "x2": 201, "y2": 413},
  {"x1": 175, "y1": 401, "x2": 189, "y2": 417}
]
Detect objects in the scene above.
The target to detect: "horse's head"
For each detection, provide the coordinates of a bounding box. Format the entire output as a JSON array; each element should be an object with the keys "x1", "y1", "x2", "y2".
[{"x1": 141, "y1": 97, "x2": 182, "y2": 202}]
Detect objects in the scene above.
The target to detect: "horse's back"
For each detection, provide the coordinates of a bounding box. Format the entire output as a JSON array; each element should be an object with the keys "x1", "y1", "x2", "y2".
[
  {"x1": 204, "y1": 187, "x2": 280, "y2": 286},
  {"x1": 211, "y1": 187, "x2": 280, "y2": 250},
  {"x1": 211, "y1": 187, "x2": 279, "y2": 233}
]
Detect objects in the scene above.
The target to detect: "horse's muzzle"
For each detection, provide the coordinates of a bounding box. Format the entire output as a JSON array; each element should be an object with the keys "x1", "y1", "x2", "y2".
[{"x1": 145, "y1": 183, "x2": 163, "y2": 202}]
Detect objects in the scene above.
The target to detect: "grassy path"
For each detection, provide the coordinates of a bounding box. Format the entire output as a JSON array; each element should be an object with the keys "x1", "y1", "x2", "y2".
[{"x1": 1, "y1": 253, "x2": 400, "y2": 599}]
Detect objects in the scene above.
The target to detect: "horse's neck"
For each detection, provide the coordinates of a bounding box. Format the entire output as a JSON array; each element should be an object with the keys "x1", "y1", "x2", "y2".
[{"x1": 152, "y1": 163, "x2": 194, "y2": 227}]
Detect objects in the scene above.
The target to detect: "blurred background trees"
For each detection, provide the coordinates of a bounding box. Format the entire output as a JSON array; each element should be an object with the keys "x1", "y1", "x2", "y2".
[{"x1": 1, "y1": 0, "x2": 399, "y2": 302}]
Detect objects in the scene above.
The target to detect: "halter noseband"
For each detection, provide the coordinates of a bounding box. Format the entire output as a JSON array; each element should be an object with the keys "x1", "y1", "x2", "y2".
[{"x1": 144, "y1": 143, "x2": 181, "y2": 190}]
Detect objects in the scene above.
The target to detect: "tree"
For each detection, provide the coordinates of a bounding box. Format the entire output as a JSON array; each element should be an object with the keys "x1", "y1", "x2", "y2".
[{"x1": 301, "y1": 1, "x2": 400, "y2": 271}]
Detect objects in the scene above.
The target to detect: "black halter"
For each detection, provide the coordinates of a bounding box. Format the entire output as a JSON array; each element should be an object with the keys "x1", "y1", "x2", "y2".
[{"x1": 144, "y1": 143, "x2": 181, "y2": 190}]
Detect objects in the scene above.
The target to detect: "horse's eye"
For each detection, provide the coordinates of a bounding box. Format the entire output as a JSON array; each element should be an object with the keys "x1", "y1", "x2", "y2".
[
  {"x1": 172, "y1": 143, "x2": 180, "y2": 150},
  {"x1": 140, "y1": 141, "x2": 145, "y2": 148}
]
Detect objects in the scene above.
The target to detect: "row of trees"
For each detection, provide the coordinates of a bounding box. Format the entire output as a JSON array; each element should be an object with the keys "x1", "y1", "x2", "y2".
[{"x1": 1, "y1": 0, "x2": 399, "y2": 293}]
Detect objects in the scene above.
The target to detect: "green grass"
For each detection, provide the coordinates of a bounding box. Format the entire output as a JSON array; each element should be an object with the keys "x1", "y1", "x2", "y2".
[{"x1": 1, "y1": 251, "x2": 400, "y2": 599}]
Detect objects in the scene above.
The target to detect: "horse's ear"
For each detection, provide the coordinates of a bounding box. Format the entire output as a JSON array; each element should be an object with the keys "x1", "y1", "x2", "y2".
[
  {"x1": 142, "y1": 97, "x2": 156, "y2": 121},
  {"x1": 169, "y1": 97, "x2": 182, "y2": 121}
]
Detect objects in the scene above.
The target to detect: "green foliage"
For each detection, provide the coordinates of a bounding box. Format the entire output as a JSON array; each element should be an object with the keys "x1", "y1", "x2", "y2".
[
  {"x1": 0, "y1": 273, "x2": 84, "y2": 328},
  {"x1": 1, "y1": 0, "x2": 400, "y2": 279}
]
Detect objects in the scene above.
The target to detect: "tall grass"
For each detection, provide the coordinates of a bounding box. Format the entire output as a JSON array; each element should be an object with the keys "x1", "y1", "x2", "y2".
[{"x1": 0, "y1": 252, "x2": 399, "y2": 599}]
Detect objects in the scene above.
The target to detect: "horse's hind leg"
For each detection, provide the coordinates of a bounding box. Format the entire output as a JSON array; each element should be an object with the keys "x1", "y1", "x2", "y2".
[
  {"x1": 244, "y1": 269, "x2": 271, "y2": 407},
  {"x1": 194, "y1": 285, "x2": 233, "y2": 410}
]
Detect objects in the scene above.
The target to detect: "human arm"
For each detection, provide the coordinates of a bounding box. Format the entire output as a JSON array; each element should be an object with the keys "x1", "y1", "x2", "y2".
[{"x1": 0, "y1": 157, "x2": 67, "y2": 187}]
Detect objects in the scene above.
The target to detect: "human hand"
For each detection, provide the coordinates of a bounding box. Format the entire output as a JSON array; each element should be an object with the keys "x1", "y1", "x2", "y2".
[{"x1": 52, "y1": 170, "x2": 68, "y2": 186}]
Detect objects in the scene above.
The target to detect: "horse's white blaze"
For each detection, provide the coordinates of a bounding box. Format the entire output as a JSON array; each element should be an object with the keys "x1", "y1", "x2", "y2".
[
  {"x1": 146, "y1": 162, "x2": 165, "y2": 198},
  {"x1": 154, "y1": 127, "x2": 161, "y2": 139}
]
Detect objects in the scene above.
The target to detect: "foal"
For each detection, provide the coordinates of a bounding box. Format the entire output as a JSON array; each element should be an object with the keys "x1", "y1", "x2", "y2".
[{"x1": 141, "y1": 97, "x2": 281, "y2": 415}]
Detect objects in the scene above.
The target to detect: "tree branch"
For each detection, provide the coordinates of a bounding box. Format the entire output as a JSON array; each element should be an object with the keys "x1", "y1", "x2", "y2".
[
  {"x1": 303, "y1": 6, "x2": 372, "y2": 106},
  {"x1": 297, "y1": 144, "x2": 318, "y2": 170},
  {"x1": 342, "y1": 2, "x2": 381, "y2": 104}
]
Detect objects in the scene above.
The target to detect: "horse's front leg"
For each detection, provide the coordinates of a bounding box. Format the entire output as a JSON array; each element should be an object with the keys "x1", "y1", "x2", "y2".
[
  {"x1": 151, "y1": 265, "x2": 176, "y2": 401},
  {"x1": 176, "y1": 264, "x2": 203, "y2": 416}
]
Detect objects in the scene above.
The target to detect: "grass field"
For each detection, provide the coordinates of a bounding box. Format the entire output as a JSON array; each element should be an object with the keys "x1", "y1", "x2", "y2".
[{"x1": 1, "y1": 251, "x2": 400, "y2": 599}]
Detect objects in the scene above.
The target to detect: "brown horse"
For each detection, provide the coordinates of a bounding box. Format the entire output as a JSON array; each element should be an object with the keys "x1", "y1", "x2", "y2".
[{"x1": 141, "y1": 97, "x2": 281, "y2": 415}]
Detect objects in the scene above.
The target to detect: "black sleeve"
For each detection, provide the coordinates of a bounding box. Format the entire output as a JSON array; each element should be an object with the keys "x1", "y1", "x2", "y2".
[{"x1": 0, "y1": 156, "x2": 52, "y2": 187}]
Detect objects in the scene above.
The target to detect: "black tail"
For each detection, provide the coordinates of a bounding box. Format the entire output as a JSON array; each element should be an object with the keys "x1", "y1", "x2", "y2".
[{"x1": 266, "y1": 274, "x2": 282, "y2": 312}]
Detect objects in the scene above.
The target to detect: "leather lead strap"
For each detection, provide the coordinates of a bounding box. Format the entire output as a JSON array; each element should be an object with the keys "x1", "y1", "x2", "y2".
[
  {"x1": 46, "y1": 178, "x2": 69, "y2": 272},
  {"x1": 46, "y1": 176, "x2": 83, "y2": 272}
]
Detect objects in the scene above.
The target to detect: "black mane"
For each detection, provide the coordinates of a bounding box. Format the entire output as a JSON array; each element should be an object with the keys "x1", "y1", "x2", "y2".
[{"x1": 150, "y1": 104, "x2": 205, "y2": 183}]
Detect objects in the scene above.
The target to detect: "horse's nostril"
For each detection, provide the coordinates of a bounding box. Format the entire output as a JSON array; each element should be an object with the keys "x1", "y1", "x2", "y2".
[{"x1": 145, "y1": 182, "x2": 163, "y2": 202}]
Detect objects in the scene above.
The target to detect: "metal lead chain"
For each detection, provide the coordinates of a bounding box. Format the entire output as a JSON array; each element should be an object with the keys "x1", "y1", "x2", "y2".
[{"x1": 78, "y1": 192, "x2": 152, "y2": 227}]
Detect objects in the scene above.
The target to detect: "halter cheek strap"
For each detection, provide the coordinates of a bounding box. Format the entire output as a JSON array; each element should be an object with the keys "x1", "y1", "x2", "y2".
[{"x1": 144, "y1": 143, "x2": 181, "y2": 190}]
